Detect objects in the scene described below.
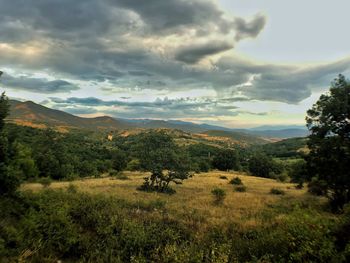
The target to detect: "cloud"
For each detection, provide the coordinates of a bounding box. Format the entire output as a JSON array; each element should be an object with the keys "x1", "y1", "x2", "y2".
[
  {"x1": 174, "y1": 41, "x2": 234, "y2": 64},
  {"x1": 48, "y1": 96, "x2": 243, "y2": 119},
  {"x1": 234, "y1": 13, "x2": 267, "y2": 41},
  {"x1": 0, "y1": 73, "x2": 79, "y2": 93},
  {"x1": 0, "y1": 0, "x2": 349, "y2": 108},
  {"x1": 215, "y1": 56, "x2": 350, "y2": 103},
  {"x1": 112, "y1": 0, "x2": 229, "y2": 35}
]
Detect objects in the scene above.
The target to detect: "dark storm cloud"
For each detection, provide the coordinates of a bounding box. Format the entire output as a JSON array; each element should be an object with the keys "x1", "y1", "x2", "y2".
[
  {"x1": 0, "y1": 0, "x2": 349, "y2": 105},
  {"x1": 234, "y1": 13, "x2": 267, "y2": 41},
  {"x1": 175, "y1": 41, "x2": 234, "y2": 64},
  {"x1": 0, "y1": 73, "x2": 79, "y2": 94},
  {"x1": 112, "y1": 0, "x2": 227, "y2": 34}
]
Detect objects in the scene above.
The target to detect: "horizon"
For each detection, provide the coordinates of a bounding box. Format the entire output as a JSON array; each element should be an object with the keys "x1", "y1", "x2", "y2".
[{"x1": 1, "y1": 0, "x2": 350, "y2": 128}]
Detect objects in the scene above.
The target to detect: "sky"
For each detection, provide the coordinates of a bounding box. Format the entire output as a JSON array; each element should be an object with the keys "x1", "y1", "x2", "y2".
[{"x1": 0, "y1": 0, "x2": 349, "y2": 128}]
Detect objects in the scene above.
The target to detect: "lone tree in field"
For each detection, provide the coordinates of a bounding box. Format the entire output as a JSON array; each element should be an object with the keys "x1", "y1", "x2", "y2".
[
  {"x1": 135, "y1": 130, "x2": 191, "y2": 194},
  {"x1": 306, "y1": 74, "x2": 350, "y2": 211}
]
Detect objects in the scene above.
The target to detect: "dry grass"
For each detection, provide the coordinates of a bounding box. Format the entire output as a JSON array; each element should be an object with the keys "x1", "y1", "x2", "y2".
[{"x1": 22, "y1": 171, "x2": 310, "y2": 229}]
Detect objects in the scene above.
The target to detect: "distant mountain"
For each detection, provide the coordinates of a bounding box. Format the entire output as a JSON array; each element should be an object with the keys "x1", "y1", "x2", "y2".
[
  {"x1": 7, "y1": 100, "x2": 307, "y2": 141},
  {"x1": 250, "y1": 125, "x2": 307, "y2": 131},
  {"x1": 8, "y1": 100, "x2": 133, "y2": 131}
]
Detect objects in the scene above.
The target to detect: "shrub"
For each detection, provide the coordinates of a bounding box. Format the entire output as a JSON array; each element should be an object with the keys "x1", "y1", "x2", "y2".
[
  {"x1": 126, "y1": 159, "x2": 141, "y2": 171},
  {"x1": 276, "y1": 173, "x2": 289, "y2": 183},
  {"x1": 211, "y1": 188, "x2": 226, "y2": 205},
  {"x1": 39, "y1": 177, "x2": 52, "y2": 188},
  {"x1": 229, "y1": 177, "x2": 242, "y2": 185},
  {"x1": 219, "y1": 175, "x2": 228, "y2": 180},
  {"x1": 67, "y1": 184, "x2": 77, "y2": 193},
  {"x1": 295, "y1": 182, "x2": 304, "y2": 189},
  {"x1": 308, "y1": 177, "x2": 327, "y2": 196},
  {"x1": 235, "y1": 186, "x2": 247, "y2": 192},
  {"x1": 270, "y1": 188, "x2": 285, "y2": 195}
]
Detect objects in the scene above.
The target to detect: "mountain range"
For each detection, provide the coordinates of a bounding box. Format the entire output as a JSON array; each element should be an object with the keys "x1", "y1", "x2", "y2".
[{"x1": 7, "y1": 100, "x2": 308, "y2": 140}]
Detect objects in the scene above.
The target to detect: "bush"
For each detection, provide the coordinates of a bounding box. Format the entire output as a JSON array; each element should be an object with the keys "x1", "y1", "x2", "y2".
[
  {"x1": 276, "y1": 173, "x2": 289, "y2": 183},
  {"x1": 219, "y1": 175, "x2": 228, "y2": 180},
  {"x1": 235, "y1": 186, "x2": 247, "y2": 192},
  {"x1": 229, "y1": 177, "x2": 242, "y2": 185},
  {"x1": 137, "y1": 177, "x2": 176, "y2": 195},
  {"x1": 295, "y1": 182, "x2": 304, "y2": 189},
  {"x1": 39, "y1": 177, "x2": 52, "y2": 188},
  {"x1": 126, "y1": 159, "x2": 141, "y2": 171},
  {"x1": 270, "y1": 188, "x2": 285, "y2": 195},
  {"x1": 67, "y1": 184, "x2": 77, "y2": 193},
  {"x1": 308, "y1": 177, "x2": 327, "y2": 196},
  {"x1": 211, "y1": 188, "x2": 226, "y2": 205}
]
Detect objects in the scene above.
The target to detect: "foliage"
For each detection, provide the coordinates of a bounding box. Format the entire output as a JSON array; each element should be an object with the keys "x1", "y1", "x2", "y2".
[
  {"x1": 229, "y1": 177, "x2": 242, "y2": 185},
  {"x1": 0, "y1": 92, "x2": 20, "y2": 196},
  {"x1": 1, "y1": 190, "x2": 348, "y2": 262},
  {"x1": 211, "y1": 188, "x2": 226, "y2": 205},
  {"x1": 306, "y1": 74, "x2": 350, "y2": 211},
  {"x1": 212, "y1": 148, "x2": 240, "y2": 171},
  {"x1": 39, "y1": 177, "x2": 52, "y2": 188},
  {"x1": 289, "y1": 159, "x2": 308, "y2": 184},
  {"x1": 125, "y1": 159, "x2": 141, "y2": 171},
  {"x1": 270, "y1": 188, "x2": 285, "y2": 195},
  {"x1": 256, "y1": 137, "x2": 308, "y2": 158},
  {"x1": 135, "y1": 131, "x2": 191, "y2": 193},
  {"x1": 234, "y1": 185, "x2": 247, "y2": 192},
  {"x1": 111, "y1": 148, "x2": 127, "y2": 172},
  {"x1": 248, "y1": 152, "x2": 280, "y2": 178},
  {"x1": 308, "y1": 177, "x2": 328, "y2": 196},
  {"x1": 219, "y1": 175, "x2": 228, "y2": 180}
]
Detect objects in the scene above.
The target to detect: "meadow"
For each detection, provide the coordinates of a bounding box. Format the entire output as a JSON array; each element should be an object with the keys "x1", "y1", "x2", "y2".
[{"x1": 22, "y1": 171, "x2": 311, "y2": 229}]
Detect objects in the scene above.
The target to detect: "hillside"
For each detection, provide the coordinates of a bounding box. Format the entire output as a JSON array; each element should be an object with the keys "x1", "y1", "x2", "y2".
[
  {"x1": 254, "y1": 137, "x2": 309, "y2": 158},
  {"x1": 7, "y1": 100, "x2": 272, "y2": 145},
  {"x1": 8, "y1": 100, "x2": 133, "y2": 131},
  {"x1": 202, "y1": 130, "x2": 273, "y2": 145}
]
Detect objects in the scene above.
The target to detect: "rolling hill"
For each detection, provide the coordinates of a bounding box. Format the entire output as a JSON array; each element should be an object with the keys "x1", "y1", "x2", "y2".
[
  {"x1": 7, "y1": 100, "x2": 305, "y2": 145},
  {"x1": 8, "y1": 100, "x2": 134, "y2": 131}
]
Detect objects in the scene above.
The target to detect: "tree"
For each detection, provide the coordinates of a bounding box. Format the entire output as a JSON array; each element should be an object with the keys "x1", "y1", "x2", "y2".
[
  {"x1": 212, "y1": 149, "x2": 240, "y2": 171},
  {"x1": 0, "y1": 92, "x2": 20, "y2": 195},
  {"x1": 135, "y1": 130, "x2": 191, "y2": 193},
  {"x1": 110, "y1": 148, "x2": 127, "y2": 172},
  {"x1": 9, "y1": 141, "x2": 39, "y2": 180},
  {"x1": 248, "y1": 152, "x2": 274, "y2": 178},
  {"x1": 306, "y1": 74, "x2": 350, "y2": 211}
]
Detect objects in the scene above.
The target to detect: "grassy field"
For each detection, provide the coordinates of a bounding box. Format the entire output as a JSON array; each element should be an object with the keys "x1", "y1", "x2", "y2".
[
  {"x1": 8, "y1": 171, "x2": 345, "y2": 262},
  {"x1": 22, "y1": 171, "x2": 319, "y2": 230}
]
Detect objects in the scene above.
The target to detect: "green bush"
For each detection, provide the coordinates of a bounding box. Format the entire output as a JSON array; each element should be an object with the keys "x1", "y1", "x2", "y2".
[
  {"x1": 39, "y1": 177, "x2": 52, "y2": 188},
  {"x1": 308, "y1": 177, "x2": 328, "y2": 196},
  {"x1": 235, "y1": 186, "x2": 247, "y2": 192},
  {"x1": 211, "y1": 188, "x2": 226, "y2": 205},
  {"x1": 126, "y1": 159, "x2": 141, "y2": 171},
  {"x1": 276, "y1": 173, "x2": 290, "y2": 183},
  {"x1": 270, "y1": 188, "x2": 285, "y2": 195},
  {"x1": 229, "y1": 177, "x2": 242, "y2": 185},
  {"x1": 219, "y1": 175, "x2": 228, "y2": 180}
]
